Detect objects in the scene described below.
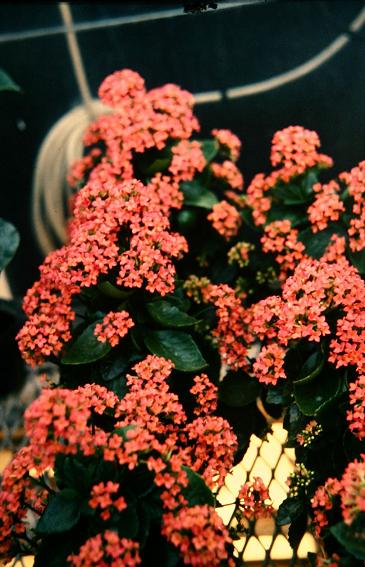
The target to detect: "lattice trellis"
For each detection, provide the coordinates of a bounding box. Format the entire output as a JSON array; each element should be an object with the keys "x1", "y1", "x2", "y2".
[{"x1": 0, "y1": 377, "x2": 317, "y2": 566}]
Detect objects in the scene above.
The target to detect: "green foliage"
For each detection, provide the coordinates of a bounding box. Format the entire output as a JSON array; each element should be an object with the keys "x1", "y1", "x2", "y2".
[
  {"x1": 180, "y1": 180, "x2": 219, "y2": 209},
  {"x1": 0, "y1": 68, "x2": 20, "y2": 92},
  {"x1": 0, "y1": 218, "x2": 20, "y2": 271},
  {"x1": 331, "y1": 518, "x2": 365, "y2": 560},
  {"x1": 146, "y1": 300, "x2": 198, "y2": 327},
  {"x1": 181, "y1": 466, "x2": 214, "y2": 506},
  {"x1": 219, "y1": 370, "x2": 261, "y2": 407},
  {"x1": 276, "y1": 497, "x2": 305, "y2": 526},
  {"x1": 144, "y1": 329, "x2": 207, "y2": 372},
  {"x1": 61, "y1": 320, "x2": 111, "y2": 365},
  {"x1": 37, "y1": 489, "x2": 81, "y2": 535}
]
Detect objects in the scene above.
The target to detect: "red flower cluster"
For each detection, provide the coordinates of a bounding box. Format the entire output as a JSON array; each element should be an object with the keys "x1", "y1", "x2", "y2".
[
  {"x1": 161, "y1": 504, "x2": 233, "y2": 567},
  {"x1": 307, "y1": 181, "x2": 345, "y2": 233},
  {"x1": 339, "y1": 160, "x2": 365, "y2": 252},
  {"x1": 211, "y1": 161, "x2": 244, "y2": 191},
  {"x1": 0, "y1": 355, "x2": 237, "y2": 563},
  {"x1": 237, "y1": 477, "x2": 274, "y2": 521},
  {"x1": 340, "y1": 454, "x2": 365, "y2": 525},
  {"x1": 207, "y1": 200, "x2": 242, "y2": 241},
  {"x1": 169, "y1": 140, "x2": 206, "y2": 182},
  {"x1": 69, "y1": 531, "x2": 141, "y2": 567},
  {"x1": 347, "y1": 375, "x2": 365, "y2": 440},
  {"x1": 211, "y1": 128, "x2": 241, "y2": 161},
  {"x1": 311, "y1": 478, "x2": 342, "y2": 536},
  {"x1": 261, "y1": 220, "x2": 306, "y2": 280},
  {"x1": 190, "y1": 373, "x2": 218, "y2": 417},
  {"x1": 270, "y1": 125, "x2": 333, "y2": 179},
  {"x1": 201, "y1": 283, "x2": 252, "y2": 371},
  {"x1": 94, "y1": 311, "x2": 134, "y2": 347},
  {"x1": 17, "y1": 177, "x2": 187, "y2": 366}
]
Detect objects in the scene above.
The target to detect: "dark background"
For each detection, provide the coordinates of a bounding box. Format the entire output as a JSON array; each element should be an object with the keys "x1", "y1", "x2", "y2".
[{"x1": 0, "y1": 0, "x2": 364, "y2": 295}]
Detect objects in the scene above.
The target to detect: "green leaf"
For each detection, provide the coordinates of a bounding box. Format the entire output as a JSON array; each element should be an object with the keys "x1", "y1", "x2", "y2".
[
  {"x1": 288, "y1": 511, "x2": 307, "y2": 550},
  {"x1": 349, "y1": 248, "x2": 365, "y2": 275},
  {"x1": 0, "y1": 69, "x2": 20, "y2": 92},
  {"x1": 146, "y1": 300, "x2": 198, "y2": 328},
  {"x1": 37, "y1": 489, "x2": 81, "y2": 534},
  {"x1": 273, "y1": 183, "x2": 311, "y2": 205},
  {"x1": 98, "y1": 281, "x2": 134, "y2": 299},
  {"x1": 200, "y1": 139, "x2": 219, "y2": 163},
  {"x1": 294, "y1": 350, "x2": 324, "y2": 385},
  {"x1": 144, "y1": 329, "x2": 207, "y2": 372},
  {"x1": 0, "y1": 218, "x2": 20, "y2": 271},
  {"x1": 61, "y1": 320, "x2": 111, "y2": 365},
  {"x1": 276, "y1": 497, "x2": 304, "y2": 526},
  {"x1": 181, "y1": 466, "x2": 214, "y2": 506},
  {"x1": 219, "y1": 371, "x2": 261, "y2": 407},
  {"x1": 331, "y1": 520, "x2": 365, "y2": 560},
  {"x1": 298, "y1": 226, "x2": 346, "y2": 259},
  {"x1": 143, "y1": 157, "x2": 171, "y2": 176},
  {"x1": 180, "y1": 181, "x2": 218, "y2": 209},
  {"x1": 118, "y1": 504, "x2": 139, "y2": 539},
  {"x1": 293, "y1": 365, "x2": 342, "y2": 416},
  {"x1": 266, "y1": 205, "x2": 304, "y2": 227},
  {"x1": 283, "y1": 403, "x2": 307, "y2": 446}
]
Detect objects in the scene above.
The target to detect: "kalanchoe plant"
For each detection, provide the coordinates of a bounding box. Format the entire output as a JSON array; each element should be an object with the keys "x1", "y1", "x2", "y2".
[{"x1": 2, "y1": 68, "x2": 365, "y2": 565}]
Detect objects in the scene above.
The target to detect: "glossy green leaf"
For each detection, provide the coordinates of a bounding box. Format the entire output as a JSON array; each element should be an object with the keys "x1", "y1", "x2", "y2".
[
  {"x1": 219, "y1": 371, "x2": 261, "y2": 407},
  {"x1": 98, "y1": 281, "x2": 134, "y2": 299},
  {"x1": 298, "y1": 226, "x2": 346, "y2": 259},
  {"x1": 180, "y1": 181, "x2": 218, "y2": 209},
  {"x1": 276, "y1": 497, "x2": 304, "y2": 526},
  {"x1": 144, "y1": 330, "x2": 207, "y2": 372},
  {"x1": 61, "y1": 320, "x2": 111, "y2": 365},
  {"x1": 37, "y1": 489, "x2": 81, "y2": 534},
  {"x1": 273, "y1": 183, "x2": 311, "y2": 205},
  {"x1": 181, "y1": 466, "x2": 214, "y2": 506},
  {"x1": 0, "y1": 218, "x2": 20, "y2": 271},
  {"x1": 143, "y1": 157, "x2": 171, "y2": 176},
  {"x1": 349, "y1": 248, "x2": 365, "y2": 275},
  {"x1": 200, "y1": 139, "x2": 219, "y2": 163},
  {"x1": 331, "y1": 520, "x2": 365, "y2": 560},
  {"x1": 0, "y1": 69, "x2": 20, "y2": 92},
  {"x1": 146, "y1": 300, "x2": 198, "y2": 328},
  {"x1": 266, "y1": 205, "x2": 304, "y2": 227},
  {"x1": 293, "y1": 365, "x2": 342, "y2": 416}
]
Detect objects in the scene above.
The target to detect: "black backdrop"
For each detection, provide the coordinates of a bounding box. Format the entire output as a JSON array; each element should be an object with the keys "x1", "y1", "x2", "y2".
[{"x1": 0, "y1": 0, "x2": 364, "y2": 295}]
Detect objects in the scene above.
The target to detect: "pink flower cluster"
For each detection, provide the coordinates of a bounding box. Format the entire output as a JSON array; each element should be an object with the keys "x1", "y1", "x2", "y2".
[
  {"x1": 339, "y1": 160, "x2": 365, "y2": 252},
  {"x1": 347, "y1": 375, "x2": 365, "y2": 440},
  {"x1": 237, "y1": 477, "x2": 274, "y2": 521},
  {"x1": 261, "y1": 219, "x2": 306, "y2": 280},
  {"x1": 17, "y1": 177, "x2": 187, "y2": 366},
  {"x1": 207, "y1": 200, "x2": 242, "y2": 241},
  {"x1": 311, "y1": 454, "x2": 365, "y2": 534},
  {"x1": 307, "y1": 181, "x2": 345, "y2": 233},
  {"x1": 94, "y1": 311, "x2": 134, "y2": 347},
  {"x1": 211, "y1": 128, "x2": 241, "y2": 161},
  {"x1": 0, "y1": 355, "x2": 237, "y2": 564},
  {"x1": 69, "y1": 531, "x2": 141, "y2": 567}
]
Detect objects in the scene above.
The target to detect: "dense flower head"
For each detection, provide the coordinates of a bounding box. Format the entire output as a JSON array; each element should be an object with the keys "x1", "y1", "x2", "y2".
[
  {"x1": 183, "y1": 415, "x2": 238, "y2": 488},
  {"x1": 311, "y1": 478, "x2": 343, "y2": 536},
  {"x1": 162, "y1": 504, "x2": 232, "y2": 566},
  {"x1": 207, "y1": 200, "x2": 242, "y2": 241},
  {"x1": 201, "y1": 283, "x2": 252, "y2": 371},
  {"x1": 169, "y1": 140, "x2": 206, "y2": 182},
  {"x1": 296, "y1": 420, "x2": 322, "y2": 447},
  {"x1": 211, "y1": 160, "x2": 244, "y2": 191},
  {"x1": 321, "y1": 234, "x2": 346, "y2": 263},
  {"x1": 245, "y1": 173, "x2": 272, "y2": 226},
  {"x1": 307, "y1": 180, "x2": 345, "y2": 233},
  {"x1": 190, "y1": 373, "x2": 218, "y2": 417},
  {"x1": 270, "y1": 126, "x2": 333, "y2": 177},
  {"x1": 94, "y1": 311, "x2": 134, "y2": 347},
  {"x1": 238, "y1": 477, "x2": 274, "y2": 520},
  {"x1": 340, "y1": 161, "x2": 365, "y2": 252},
  {"x1": 88, "y1": 482, "x2": 127, "y2": 521},
  {"x1": 17, "y1": 177, "x2": 188, "y2": 365},
  {"x1": 69, "y1": 531, "x2": 141, "y2": 566},
  {"x1": 211, "y1": 128, "x2": 241, "y2": 161},
  {"x1": 347, "y1": 375, "x2": 365, "y2": 440},
  {"x1": 261, "y1": 220, "x2": 306, "y2": 280},
  {"x1": 252, "y1": 343, "x2": 287, "y2": 385},
  {"x1": 340, "y1": 455, "x2": 365, "y2": 525}
]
